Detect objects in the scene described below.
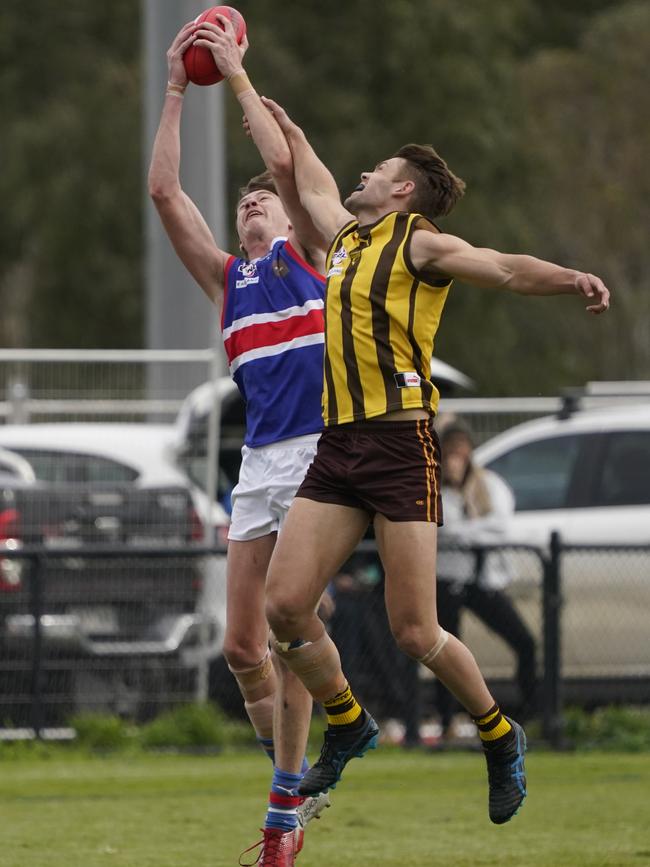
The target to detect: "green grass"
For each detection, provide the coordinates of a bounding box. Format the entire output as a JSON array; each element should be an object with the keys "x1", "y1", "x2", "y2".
[{"x1": 0, "y1": 747, "x2": 649, "y2": 866}]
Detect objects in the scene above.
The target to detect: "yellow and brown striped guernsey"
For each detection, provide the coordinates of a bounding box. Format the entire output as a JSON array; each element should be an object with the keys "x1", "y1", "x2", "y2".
[{"x1": 323, "y1": 211, "x2": 452, "y2": 426}]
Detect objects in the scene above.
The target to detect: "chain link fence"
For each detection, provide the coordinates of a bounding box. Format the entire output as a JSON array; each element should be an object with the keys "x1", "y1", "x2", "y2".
[
  {"x1": 0, "y1": 351, "x2": 648, "y2": 745},
  {"x1": 2, "y1": 539, "x2": 649, "y2": 747}
]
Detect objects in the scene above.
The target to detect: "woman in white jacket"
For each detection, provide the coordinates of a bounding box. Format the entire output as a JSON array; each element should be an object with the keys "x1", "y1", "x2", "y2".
[{"x1": 436, "y1": 419, "x2": 537, "y2": 737}]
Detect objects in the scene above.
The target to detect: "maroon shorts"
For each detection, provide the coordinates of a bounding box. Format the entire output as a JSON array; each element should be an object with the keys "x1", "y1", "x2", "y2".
[{"x1": 296, "y1": 418, "x2": 443, "y2": 524}]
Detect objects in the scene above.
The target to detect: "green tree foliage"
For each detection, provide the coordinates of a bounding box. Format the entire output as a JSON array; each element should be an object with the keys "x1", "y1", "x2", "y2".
[
  {"x1": 519, "y1": 1, "x2": 650, "y2": 384},
  {"x1": 2, "y1": 0, "x2": 645, "y2": 395},
  {"x1": 0, "y1": 0, "x2": 142, "y2": 348}
]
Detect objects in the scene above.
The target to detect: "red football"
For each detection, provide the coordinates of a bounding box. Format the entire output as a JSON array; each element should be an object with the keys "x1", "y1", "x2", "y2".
[{"x1": 183, "y1": 6, "x2": 247, "y2": 86}]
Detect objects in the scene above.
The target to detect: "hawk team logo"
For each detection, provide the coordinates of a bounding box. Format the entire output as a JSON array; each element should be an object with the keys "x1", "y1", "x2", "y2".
[{"x1": 328, "y1": 245, "x2": 348, "y2": 277}]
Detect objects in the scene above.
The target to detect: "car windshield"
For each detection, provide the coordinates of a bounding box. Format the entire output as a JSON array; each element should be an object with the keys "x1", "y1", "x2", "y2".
[
  {"x1": 7, "y1": 449, "x2": 139, "y2": 485},
  {"x1": 486, "y1": 434, "x2": 581, "y2": 511}
]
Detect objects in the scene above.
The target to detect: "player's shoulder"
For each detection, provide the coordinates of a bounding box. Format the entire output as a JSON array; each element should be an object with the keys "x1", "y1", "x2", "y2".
[{"x1": 411, "y1": 224, "x2": 465, "y2": 255}]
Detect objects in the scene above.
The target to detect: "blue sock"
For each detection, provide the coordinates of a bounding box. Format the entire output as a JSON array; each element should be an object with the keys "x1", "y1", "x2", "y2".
[
  {"x1": 301, "y1": 756, "x2": 309, "y2": 776},
  {"x1": 265, "y1": 767, "x2": 303, "y2": 832},
  {"x1": 258, "y1": 736, "x2": 275, "y2": 763}
]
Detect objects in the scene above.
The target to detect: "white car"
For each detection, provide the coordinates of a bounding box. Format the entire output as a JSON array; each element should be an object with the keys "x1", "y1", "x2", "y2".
[
  {"x1": 0, "y1": 446, "x2": 36, "y2": 484},
  {"x1": 0, "y1": 423, "x2": 198, "y2": 489},
  {"x1": 0, "y1": 423, "x2": 229, "y2": 722},
  {"x1": 463, "y1": 403, "x2": 650, "y2": 696},
  {"x1": 474, "y1": 403, "x2": 650, "y2": 546}
]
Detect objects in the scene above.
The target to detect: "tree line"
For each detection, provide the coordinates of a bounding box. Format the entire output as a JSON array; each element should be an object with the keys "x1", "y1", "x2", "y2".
[{"x1": 1, "y1": 0, "x2": 647, "y2": 394}]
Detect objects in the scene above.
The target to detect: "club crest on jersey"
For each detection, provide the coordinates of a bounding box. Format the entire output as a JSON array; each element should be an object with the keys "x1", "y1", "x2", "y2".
[
  {"x1": 236, "y1": 260, "x2": 260, "y2": 288},
  {"x1": 327, "y1": 245, "x2": 348, "y2": 277}
]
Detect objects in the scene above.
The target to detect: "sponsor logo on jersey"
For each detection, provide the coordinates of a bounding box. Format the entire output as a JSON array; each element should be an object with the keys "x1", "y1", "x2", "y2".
[{"x1": 394, "y1": 371, "x2": 421, "y2": 388}]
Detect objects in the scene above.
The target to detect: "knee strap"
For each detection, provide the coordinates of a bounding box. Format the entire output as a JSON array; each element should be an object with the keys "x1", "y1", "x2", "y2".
[
  {"x1": 228, "y1": 650, "x2": 276, "y2": 703},
  {"x1": 272, "y1": 632, "x2": 342, "y2": 701},
  {"x1": 229, "y1": 651, "x2": 277, "y2": 739},
  {"x1": 418, "y1": 629, "x2": 450, "y2": 668}
]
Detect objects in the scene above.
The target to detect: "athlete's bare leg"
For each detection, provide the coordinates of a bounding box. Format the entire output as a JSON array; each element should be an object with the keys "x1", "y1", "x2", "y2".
[
  {"x1": 272, "y1": 653, "x2": 313, "y2": 774},
  {"x1": 266, "y1": 497, "x2": 369, "y2": 700},
  {"x1": 374, "y1": 516, "x2": 494, "y2": 715},
  {"x1": 224, "y1": 536, "x2": 276, "y2": 672},
  {"x1": 225, "y1": 535, "x2": 314, "y2": 766}
]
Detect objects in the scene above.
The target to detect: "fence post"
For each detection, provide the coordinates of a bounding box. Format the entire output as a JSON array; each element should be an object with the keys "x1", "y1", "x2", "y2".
[
  {"x1": 29, "y1": 555, "x2": 44, "y2": 739},
  {"x1": 542, "y1": 531, "x2": 564, "y2": 748}
]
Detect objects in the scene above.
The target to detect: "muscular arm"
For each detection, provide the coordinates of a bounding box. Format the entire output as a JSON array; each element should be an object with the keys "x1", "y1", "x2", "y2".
[
  {"x1": 147, "y1": 22, "x2": 229, "y2": 306},
  {"x1": 260, "y1": 97, "x2": 354, "y2": 244},
  {"x1": 411, "y1": 230, "x2": 610, "y2": 313},
  {"x1": 195, "y1": 16, "x2": 328, "y2": 268}
]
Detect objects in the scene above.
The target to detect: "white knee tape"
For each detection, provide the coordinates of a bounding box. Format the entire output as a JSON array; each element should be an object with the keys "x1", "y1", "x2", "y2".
[
  {"x1": 272, "y1": 632, "x2": 342, "y2": 698},
  {"x1": 228, "y1": 650, "x2": 276, "y2": 703},
  {"x1": 418, "y1": 629, "x2": 450, "y2": 667}
]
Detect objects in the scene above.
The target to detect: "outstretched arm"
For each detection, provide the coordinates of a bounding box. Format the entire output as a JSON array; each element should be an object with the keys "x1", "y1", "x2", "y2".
[
  {"x1": 411, "y1": 230, "x2": 610, "y2": 314},
  {"x1": 260, "y1": 97, "x2": 354, "y2": 244},
  {"x1": 194, "y1": 16, "x2": 328, "y2": 265},
  {"x1": 147, "y1": 21, "x2": 229, "y2": 306}
]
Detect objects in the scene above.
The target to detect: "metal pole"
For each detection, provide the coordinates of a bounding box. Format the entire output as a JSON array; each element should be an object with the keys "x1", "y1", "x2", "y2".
[
  {"x1": 195, "y1": 352, "x2": 224, "y2": 703},
  {"x1": 143, "y1": 0, "x2": 228, "y2": 395},
  {"x1": 29, "y1": 556, "x2": 44, "y2": 739},
  {"x1": 542, "y1": 531, "x2": 564, "y2": 747}
]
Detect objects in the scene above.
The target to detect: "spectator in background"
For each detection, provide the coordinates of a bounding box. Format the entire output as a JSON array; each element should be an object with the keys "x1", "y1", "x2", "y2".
[{"x1": 436, "y1": 418, "x2": 537, "y2": 738}]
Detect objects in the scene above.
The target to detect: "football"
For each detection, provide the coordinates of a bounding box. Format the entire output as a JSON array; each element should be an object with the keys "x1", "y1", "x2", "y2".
[{"x1": 183, "y1": 6, "x2": 247, "y2": 86}]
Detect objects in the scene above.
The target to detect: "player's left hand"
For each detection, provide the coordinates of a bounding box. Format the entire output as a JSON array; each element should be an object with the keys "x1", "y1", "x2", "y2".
[
  {"x1": 193, "y1": 13, "x2": 249, "y2": 79},
  {"x1": 260, "y1": 97, "x2": 298, "y2": 136},
  {"x1": 576, "y1": 272, "x2": 610, "y2": 314}
]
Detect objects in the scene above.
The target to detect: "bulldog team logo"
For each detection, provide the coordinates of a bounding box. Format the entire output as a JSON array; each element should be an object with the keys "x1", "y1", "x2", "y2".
[{"x1": 236, "y1": 261, "x2": 260, "y2": 288}]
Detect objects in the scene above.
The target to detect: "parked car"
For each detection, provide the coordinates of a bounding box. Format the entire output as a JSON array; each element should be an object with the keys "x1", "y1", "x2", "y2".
[
  {"x1": 465, "y1": 402, "x2": 650, "y2": 704},
  {"x1": 0, "y1": 423, "x2": 228, "y2": 724},
  {"x1": 0, "y1": 446, "x2": 36, "y2": 484}
]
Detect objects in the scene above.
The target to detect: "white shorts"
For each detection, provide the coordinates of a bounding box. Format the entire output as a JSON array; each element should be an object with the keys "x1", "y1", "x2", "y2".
[{"x1": 228, "y1": 434, "x2": 320, "y2": 542}]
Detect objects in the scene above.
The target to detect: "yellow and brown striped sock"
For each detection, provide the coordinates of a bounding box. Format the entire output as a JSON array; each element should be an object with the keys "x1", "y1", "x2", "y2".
[
  {"x1": 323, "y1": 683, "x2": 364, "y2": 733},
  {"x1": 472, "y1": 703, "x2": 512, "y2": 747}
]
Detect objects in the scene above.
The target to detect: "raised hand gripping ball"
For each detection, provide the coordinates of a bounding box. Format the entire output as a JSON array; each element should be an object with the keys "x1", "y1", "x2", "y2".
[{"x1": 183, "y1": 6, "x2": 247, "y2": 86}]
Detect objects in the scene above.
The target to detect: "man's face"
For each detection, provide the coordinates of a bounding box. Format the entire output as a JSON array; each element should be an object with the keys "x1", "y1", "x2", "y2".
[
  {"x1": 343, "y1": 157, "x2": 409, "y2": 213},
  {"x1": 235, "y1": 189, "x2": 290, "y2": 250}
]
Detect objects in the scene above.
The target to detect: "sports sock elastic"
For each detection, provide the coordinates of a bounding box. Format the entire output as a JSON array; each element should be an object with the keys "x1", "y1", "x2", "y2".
[
  {"x1": 257, "y1": 736, "x2": 275, "y2": 763},
  {"x1": 264, "y1": 767, "x2": 302, "y2": 832},
  {"x1": 472, "y1": 703, "x2": 512, "y2": 747},
  {"x1": 323, "y1": 683, "x2": 365, "y2": 733}
]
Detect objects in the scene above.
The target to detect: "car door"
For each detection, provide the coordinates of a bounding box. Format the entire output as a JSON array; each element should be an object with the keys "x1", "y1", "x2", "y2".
[
  {"x1": 483, "y1": 427, "x2": 650, "y2": 683},
  {"x1": 484, "y1": 431, "x2": 589, "y2": 548}
]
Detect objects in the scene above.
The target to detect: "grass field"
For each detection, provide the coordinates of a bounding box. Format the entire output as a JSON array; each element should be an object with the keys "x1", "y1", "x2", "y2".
[{"x1": 1, "y1": 747, "x2": 649, "y2": 866}]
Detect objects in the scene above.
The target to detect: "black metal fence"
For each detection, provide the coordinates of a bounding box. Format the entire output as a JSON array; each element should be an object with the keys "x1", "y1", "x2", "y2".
[{"x1": 1, "y1": 537, "x2": 649, "y2": 747}]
